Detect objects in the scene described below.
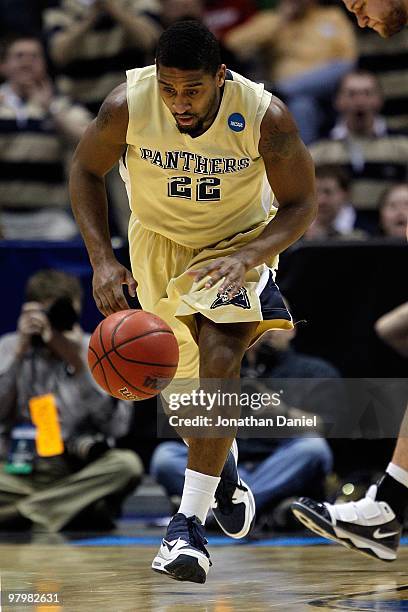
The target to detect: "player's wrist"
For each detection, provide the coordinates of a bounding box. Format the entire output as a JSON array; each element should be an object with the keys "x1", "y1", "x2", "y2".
[
  {"x1": 237, "y1": 249, "x2": 260, "y2": 271},
  {"x1": 90, "y1": 250, "x2": 117, "y2": 269}
]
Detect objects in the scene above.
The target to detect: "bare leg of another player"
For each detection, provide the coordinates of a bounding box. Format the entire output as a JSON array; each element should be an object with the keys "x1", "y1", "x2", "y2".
[
  {"x1": 292, "y1": 302, "x2": 408, "y2": 561},
  {"x1": 152, "y1": 317, "x2": 257, "y2": 583}
]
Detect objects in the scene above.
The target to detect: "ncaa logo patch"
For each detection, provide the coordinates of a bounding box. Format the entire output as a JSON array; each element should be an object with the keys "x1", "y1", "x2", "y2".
[{"x1": 228, "y1": 113, "x2": 245, "y2": 132}]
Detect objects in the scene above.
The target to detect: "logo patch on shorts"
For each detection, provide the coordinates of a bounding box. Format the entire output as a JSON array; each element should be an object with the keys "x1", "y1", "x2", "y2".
[
  {"x1": 228, "y1": 113, "x2": 245, "y2": 132},
  {"x1": 210, "y1": 287, "x2": 250, "y2": 310}
]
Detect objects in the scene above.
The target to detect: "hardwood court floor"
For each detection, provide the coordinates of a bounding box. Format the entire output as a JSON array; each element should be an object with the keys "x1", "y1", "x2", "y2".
[{"x1": 0, "y1": 542, "x2": 407, "y2": 611}]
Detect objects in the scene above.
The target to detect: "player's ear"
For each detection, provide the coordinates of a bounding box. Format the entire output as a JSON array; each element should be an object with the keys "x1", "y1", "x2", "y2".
[{"x1": 216, "y1": 64, "x2": 226, "y2": 88}]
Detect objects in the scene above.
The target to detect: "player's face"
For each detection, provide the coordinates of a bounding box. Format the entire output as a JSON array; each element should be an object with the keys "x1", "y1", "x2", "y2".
[
  {"x1": 157, "y1": 65, "x2": 226, "y2": 137},
  {"x1": 342, "y1": 0, "x2": 407, "y2": 37},
  {"x1": 380, "y1": 185, "x2": 408, "y2": 238}
]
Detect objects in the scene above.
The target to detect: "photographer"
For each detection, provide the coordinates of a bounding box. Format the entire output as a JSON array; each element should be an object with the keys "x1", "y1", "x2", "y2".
[{"x1": 0, "y1": 269, "x2": 142, "y2": 532}]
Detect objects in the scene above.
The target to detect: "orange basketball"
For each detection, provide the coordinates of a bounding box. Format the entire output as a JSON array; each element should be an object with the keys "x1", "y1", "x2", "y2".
[{"x1": 88, "y1": 310, "x2": 179, "y2": 401}]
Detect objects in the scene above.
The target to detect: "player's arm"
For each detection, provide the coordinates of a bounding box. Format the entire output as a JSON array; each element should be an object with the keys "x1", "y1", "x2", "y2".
[
  {"x1": 239, "y1": 97, "x2": 317, "y2": 267},
  {"x1": 70, "y1": 83, "x2": 136, "y2": 316},
  {"x1": 192, "y1": 98, "x2": 316, "y2": 297}
]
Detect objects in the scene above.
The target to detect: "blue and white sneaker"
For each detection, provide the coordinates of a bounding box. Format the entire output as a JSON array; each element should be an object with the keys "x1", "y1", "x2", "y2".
[
  {"x1": 211, "y1": 440, "x2": 256, "y2": 539},
  {"x1": 152, "y1": 513, "x2": 211, "y2": 583}
]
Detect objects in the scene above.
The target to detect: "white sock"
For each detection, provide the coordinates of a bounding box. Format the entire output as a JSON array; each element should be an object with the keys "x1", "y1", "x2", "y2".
[
  {"x1": 386, "y1": 462, "x2": 408, "y2": 488},
  {"x1": 178, "y1": 468, "x2": 220, "y2": 525}
]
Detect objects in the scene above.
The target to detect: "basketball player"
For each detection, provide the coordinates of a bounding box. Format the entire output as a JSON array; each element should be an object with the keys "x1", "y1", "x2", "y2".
[
  {"x1": 70, "y1": 21, "x2": 316, "y2": 583},
  {"x1": 342, "y1": 0, "x2": 408, "y2": 37},
  {"x1": 291, "y1": 1, "x2": 408, "y2": 562}
]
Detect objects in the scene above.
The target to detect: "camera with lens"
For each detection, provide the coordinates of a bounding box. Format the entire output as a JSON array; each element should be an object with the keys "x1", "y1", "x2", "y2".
[
  {"x1": 31, "y1": 297, "x2": 79, "y2": 347},
  {"x1": 67, "y1": 434, "x2": 111, "y2": 463}
]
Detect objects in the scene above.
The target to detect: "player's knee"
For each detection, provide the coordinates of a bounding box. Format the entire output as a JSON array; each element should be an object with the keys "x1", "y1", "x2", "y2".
[{"x1": 200, "y1": 345, "x2": 242, "y2": 378}]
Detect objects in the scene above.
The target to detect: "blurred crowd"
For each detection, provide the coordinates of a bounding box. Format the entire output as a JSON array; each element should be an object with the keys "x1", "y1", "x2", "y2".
[
  {"x1": 0, "y1": 0, "x2": 407, "y2": 241},
  {"x1": 0, "y1": 0, "x2": 407, "y2": 533}
]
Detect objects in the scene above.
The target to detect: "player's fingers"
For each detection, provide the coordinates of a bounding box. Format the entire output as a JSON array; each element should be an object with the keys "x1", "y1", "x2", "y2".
[
  {"x1": 189, "y1": 267, "x2": 210, "y2": 281},
  {"x1": 217, "y1": 268, "x2": 238, "y2": 289},
  {"x1": 219, "y1": 274, "x2": 243, "y2": 295},
  {"x1": 111, "y1": 284, "x2": 131, "y2": 311},
  {"x1": 94, "y1": 292, "x2": 110, "y2": 317},
  {"x1": 190, "y1": 261, "x2": 220, "y2": 281},
  {"x1": 125, "y1": 271, "x2": 137, "y2": 298},
  {"x1": 102, "y1": 288, "x2": 123, "y2": 315},
  {"x1": 205, "y1": 264, "x2": 232, "y2": 287}
]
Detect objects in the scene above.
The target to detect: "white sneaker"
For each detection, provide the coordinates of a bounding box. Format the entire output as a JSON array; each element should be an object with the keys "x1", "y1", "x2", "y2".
[
  {"x1": 152, "y1": 513, "x2": 211, "y2": 583},
  {"x1": 291, "y1": 485, "x2": 402, "y2": 561}
]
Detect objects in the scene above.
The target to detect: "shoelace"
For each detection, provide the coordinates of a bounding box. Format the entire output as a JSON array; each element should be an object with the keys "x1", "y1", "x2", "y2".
[
  {"x1": 186, "y1": 516, "x2": 211, "y2": 561},
  {"x1": 215, "y1": 479, "x2": 248, "y2": 515},
  {"x1": 167, "y1": 514, "x2": 211, "y2": 563}
]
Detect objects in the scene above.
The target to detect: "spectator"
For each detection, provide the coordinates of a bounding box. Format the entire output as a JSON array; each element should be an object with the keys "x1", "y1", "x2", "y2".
[
  {"x1": 204, "y1": 0, "x2": 257, "y2": 40},
  {"x1": 310, "y1": 70, "x2": 408, "y2": 226},
  {"x1": 224, "y1": 0, "x2": 357, "y2": 143},
  {"x1": 0, "y1": 269, "x2": 142, "y2": 532},
  {"x1": 0, "y1": 35, "x2": 91, "y2": 240},
  {"x1": 378, "y1": 183, "x2": 408, "y2": 239},
  {"x1": 151, "y1": 327, "x2": 338, "y2": 530},
  {"x1": 43, "y1": 0, "x2": 160, "y2": 115},
  {"x1": 43, "y1": 0, "x2": 161, "y2": 239},
  {"x1": 358, "y1": 27, "x2": 408, "y2": 134},
  {"x1": 304, "y1": 165, "x2": 367, "y2": 240}
]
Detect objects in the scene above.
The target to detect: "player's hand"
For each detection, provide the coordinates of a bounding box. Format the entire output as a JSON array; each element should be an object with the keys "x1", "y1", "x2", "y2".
[
  {"x1": 92, "y1": 259, "x2": 137, "y2": 317},
  {"x1": 189, "y1": 254, "x2": 248, "y2": 300}
]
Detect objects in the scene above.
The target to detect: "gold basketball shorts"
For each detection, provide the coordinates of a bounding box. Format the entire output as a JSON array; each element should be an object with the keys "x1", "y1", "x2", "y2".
[{"x1": 129, "y1": 216, "x2": 293, "y2": 382}]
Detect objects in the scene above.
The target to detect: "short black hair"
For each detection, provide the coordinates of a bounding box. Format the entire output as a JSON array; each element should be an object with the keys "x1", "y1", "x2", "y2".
[{"x1": 156, "y1": 21, "x2": 221, "y2": 76}]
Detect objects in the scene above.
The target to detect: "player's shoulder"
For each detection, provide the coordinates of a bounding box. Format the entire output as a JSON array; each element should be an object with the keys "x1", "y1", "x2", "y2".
[
  {"x1": 126, "y1": 64, "x2": 157, "y2": 90},
  {"x1": 96, "y1": 83, "x2": 128, "y2": 136},
  {"x1": 100, "y1": 83, "x2": 127, "y2": 114},
  {"x1": 261, "y1": 96, "x2": 298, "y2": 143},
  {"x1": 262, "y1": 95, "x2": 295, "y2": 130},
  {"x1": 258, "y1": 95, "x2": 299, "y2": 158},
  {"x1": 226, "y1": 69, "x2": 266, "y2": 99}
]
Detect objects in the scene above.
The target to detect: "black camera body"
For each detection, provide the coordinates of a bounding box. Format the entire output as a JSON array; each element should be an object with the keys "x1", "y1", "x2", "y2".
[{"x1": 31, "y1": 297, "x2": 79, "y2": 347}]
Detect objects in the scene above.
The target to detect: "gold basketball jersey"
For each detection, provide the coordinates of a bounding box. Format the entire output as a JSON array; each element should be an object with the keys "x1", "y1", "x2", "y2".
[{"x1": 121, "y1": 64, "x2": 275, "y2": 249}]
